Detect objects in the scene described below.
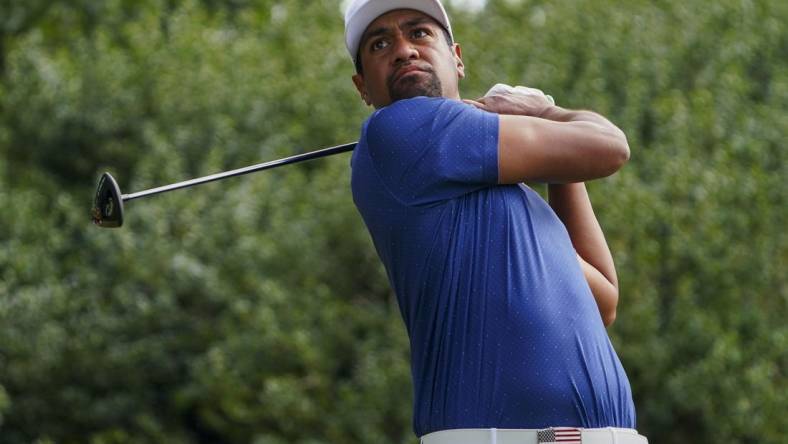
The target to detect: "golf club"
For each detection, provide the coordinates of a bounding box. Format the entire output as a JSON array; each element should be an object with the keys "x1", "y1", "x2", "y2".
[{"x1": 92, "y1": 141, "x2": 357, "y2": 228}]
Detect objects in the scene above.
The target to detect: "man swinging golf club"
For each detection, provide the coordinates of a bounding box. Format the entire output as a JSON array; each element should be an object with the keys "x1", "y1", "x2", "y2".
[{"x1": 345, "y1": 1, "x2": 647, "y2": 443}]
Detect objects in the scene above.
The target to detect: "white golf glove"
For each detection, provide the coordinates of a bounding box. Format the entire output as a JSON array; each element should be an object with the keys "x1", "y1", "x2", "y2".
[{"x1": 484, "y1": 83, "x2": 555, "y2": 106}]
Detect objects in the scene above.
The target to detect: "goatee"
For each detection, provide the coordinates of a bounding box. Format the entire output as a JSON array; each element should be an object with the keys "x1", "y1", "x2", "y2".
[{"x1": 387, "y1": 67, "x2": 443, "y2": 102}]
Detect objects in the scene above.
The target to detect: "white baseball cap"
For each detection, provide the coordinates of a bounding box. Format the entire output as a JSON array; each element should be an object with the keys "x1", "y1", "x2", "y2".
[{"x1": 344, "y1": 0, "x2": 454, "y2": 63}]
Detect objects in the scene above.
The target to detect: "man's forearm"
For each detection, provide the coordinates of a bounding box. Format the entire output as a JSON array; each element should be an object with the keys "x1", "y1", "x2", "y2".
[
  {"x1": 541, "y1": 106, "x2": 621, "y2": 127},
  {"x1": 540, "y1": 106, "x2": 630, "y2": 157},
  {"x1": 548, "y1": 182, "x2": 619, "y2": 326}
]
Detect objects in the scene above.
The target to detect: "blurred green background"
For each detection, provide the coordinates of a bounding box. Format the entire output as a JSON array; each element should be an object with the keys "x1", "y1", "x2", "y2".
[{"x1": 0, "y1": 0, "x2": 785, "y2": 442}]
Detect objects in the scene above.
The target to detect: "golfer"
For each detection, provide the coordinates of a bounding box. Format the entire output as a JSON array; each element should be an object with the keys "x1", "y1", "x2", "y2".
[{"x1": 345, "y1": 1, "x2": 646, "y2": 443}]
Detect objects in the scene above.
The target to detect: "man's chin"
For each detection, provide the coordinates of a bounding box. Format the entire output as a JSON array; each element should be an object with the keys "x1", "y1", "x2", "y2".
[
  {"x1": 391, "y1": 87, "x2": 443, "y2": 102},
  {"x1": 388, "y1": 76, "x2": 443, "y2": 102},
  {"x1": 391, "y1": 88, "x2": 437, "y2": 102}
]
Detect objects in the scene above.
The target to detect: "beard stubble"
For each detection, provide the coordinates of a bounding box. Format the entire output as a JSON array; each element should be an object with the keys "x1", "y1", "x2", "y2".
[{"x1": 387, "y1": 66, "x2": 443, "y2": 102}]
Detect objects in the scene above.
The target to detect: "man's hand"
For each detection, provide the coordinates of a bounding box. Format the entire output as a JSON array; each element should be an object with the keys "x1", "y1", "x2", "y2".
[
  {"x1": 463, "y1": 83, "x2": 554, "y2": 117},
  {"x1": 463, "y1": 94, "x2": 552, "y2": 118}
]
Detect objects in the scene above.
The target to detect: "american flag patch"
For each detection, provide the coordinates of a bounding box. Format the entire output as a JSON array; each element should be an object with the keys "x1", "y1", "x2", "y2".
[{"x1": 537, "y1": 427, "x2": 582, "y2": 443}]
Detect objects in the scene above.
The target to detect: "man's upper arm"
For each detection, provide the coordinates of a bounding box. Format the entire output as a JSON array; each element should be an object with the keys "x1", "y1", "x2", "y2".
[{"x1": 497, "y1": 114, "x2": 630, "y2": 184}]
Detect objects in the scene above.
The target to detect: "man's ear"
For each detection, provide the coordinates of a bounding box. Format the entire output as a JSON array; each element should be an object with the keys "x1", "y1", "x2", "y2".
[
  {"x1": 352, "y1": 73, "x2": 371, "y2": 106},
  {"x1": 453, "y1": 43, "x2": 465, "y2": 79}
]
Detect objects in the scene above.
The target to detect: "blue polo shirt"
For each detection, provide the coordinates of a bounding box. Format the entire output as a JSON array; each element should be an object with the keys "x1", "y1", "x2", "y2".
[{"x1": 350, "y1": 97, "x2": 635, "y2": 437}]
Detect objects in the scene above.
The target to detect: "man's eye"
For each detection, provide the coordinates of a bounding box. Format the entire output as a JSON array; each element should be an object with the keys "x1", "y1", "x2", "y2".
[
  {"x1": 371, "y1": 40, "x2": 388, "y2": 51},
  {"x1": 412, "y1": 29, "x2": 429, "y2": 38}
]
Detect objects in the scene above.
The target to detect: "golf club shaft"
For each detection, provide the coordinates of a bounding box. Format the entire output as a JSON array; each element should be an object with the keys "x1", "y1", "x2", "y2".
[{"x1": 122, "y1": 142, "x2": 357, "y2": 202}]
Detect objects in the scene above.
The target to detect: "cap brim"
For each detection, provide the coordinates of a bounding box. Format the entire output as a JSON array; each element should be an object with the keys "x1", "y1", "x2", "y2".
[{"x1": 345, "y1": 0, "x2": 453, "y2": 62}]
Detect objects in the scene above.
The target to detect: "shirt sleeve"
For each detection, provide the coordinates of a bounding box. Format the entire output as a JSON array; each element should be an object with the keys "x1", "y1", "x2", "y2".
[{"x1": 363, "y1": 97, "x2": 499, "y2": 206}]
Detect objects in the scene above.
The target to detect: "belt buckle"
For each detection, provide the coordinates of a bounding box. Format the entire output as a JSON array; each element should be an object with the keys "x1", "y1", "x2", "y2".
[{"x1": 537, "y1": 427, "x2": 583, "y2": 443}]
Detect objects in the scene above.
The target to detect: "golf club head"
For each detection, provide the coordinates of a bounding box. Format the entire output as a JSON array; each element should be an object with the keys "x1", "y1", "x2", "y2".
[{"x1": 92, "y1": 172, "x2": 124, "y2": 228}]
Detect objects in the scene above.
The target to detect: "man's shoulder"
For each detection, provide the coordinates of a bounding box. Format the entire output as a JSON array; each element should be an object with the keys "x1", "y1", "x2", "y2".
[
  {"x1": 364, "y1": 97, "x2": 470, "y2": 144},
  {"x1": 373, "y1": 96, "x2": 455, "y2": 116}
]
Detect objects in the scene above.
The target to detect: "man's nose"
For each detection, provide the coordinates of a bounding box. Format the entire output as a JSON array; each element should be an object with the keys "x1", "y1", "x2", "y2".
[{"x1": 391, "y1": 36, "x2": 419, "y2": 64}]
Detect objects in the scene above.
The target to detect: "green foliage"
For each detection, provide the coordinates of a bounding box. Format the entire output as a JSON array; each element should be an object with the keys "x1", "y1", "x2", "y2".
[{"x1": 1, "y1": 0, "x2": 786, "y2": 442}]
